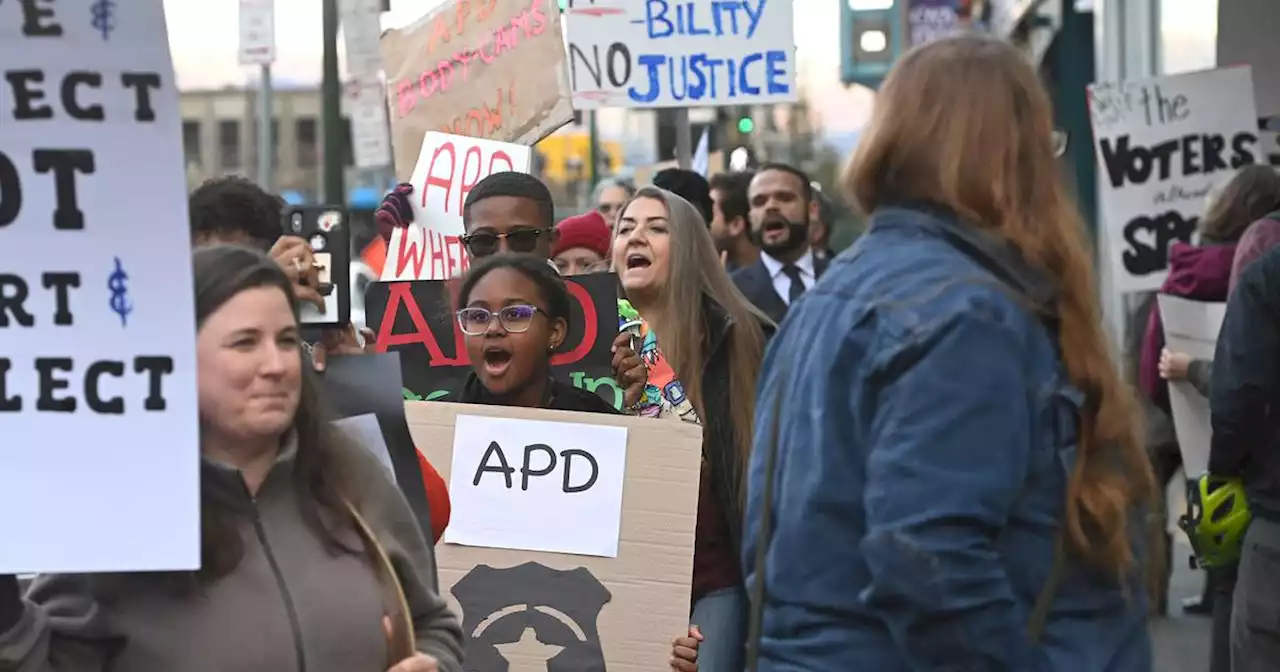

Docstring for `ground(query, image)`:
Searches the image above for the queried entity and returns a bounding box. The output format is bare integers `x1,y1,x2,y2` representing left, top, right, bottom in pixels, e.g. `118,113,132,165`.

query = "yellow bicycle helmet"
1179,473,1251,569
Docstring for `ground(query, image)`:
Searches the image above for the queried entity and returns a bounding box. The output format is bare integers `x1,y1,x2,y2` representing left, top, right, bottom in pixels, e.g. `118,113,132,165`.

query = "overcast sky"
163,0,1219,133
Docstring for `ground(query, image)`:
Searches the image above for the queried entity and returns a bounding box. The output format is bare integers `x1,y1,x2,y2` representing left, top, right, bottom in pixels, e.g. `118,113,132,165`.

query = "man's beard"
754,215,810,258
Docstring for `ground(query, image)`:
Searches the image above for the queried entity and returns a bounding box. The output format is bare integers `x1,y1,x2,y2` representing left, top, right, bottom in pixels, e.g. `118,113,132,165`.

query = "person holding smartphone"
190,176,371,370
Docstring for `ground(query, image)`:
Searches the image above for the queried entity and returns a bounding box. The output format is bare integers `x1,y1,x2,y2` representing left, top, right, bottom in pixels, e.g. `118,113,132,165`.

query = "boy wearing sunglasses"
378,173,560,266
376,174,649,411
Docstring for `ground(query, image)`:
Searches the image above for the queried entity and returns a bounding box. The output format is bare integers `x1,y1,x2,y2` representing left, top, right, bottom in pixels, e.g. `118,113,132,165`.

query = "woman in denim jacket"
741,36,1158,671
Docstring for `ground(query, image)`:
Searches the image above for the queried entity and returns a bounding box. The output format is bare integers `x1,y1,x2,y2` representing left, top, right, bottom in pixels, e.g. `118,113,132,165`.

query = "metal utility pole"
588,111,601,188
674,108,692,169
256,65,274,192
322,0,345,204
238,0,276,189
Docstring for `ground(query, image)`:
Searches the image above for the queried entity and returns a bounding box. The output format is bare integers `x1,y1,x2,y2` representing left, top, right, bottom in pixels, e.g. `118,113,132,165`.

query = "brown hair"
846,36,1156,579
616,187,770,495
1199,164,1280,244
193,245,366,582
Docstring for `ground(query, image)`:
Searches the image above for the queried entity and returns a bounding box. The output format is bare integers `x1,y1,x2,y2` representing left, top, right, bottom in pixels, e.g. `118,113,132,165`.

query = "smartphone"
283,205,351,328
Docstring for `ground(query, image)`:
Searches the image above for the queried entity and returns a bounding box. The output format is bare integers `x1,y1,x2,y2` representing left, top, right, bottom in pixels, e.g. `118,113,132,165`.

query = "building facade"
180,87,332,200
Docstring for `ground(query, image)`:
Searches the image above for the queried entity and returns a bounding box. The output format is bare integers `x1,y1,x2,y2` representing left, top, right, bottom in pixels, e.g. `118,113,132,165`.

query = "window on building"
218,120,241,170
296,117,318,168
182,121,201,166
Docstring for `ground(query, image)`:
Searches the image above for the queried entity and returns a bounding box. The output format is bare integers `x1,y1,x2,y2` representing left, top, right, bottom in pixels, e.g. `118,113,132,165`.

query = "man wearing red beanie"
552,210,613,276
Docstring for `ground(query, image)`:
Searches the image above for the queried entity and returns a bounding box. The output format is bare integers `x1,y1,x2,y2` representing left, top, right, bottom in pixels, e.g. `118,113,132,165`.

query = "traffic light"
558,0,568,9
737,116,755,134
841,1,905,89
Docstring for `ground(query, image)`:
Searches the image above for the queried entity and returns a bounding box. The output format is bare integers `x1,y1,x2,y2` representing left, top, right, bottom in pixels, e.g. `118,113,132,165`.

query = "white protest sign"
0,0,200,573
445,414,628,558
334,413,396,479
564,0,797,109
381,132,532,281
1088,66,1260,293
1158,295,1226,477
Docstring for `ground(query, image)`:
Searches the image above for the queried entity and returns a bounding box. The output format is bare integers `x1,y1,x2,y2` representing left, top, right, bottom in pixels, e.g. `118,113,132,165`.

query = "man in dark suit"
731,163,828,323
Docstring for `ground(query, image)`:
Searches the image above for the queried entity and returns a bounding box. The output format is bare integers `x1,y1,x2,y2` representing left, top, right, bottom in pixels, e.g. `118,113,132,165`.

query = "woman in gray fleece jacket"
0,245,463,672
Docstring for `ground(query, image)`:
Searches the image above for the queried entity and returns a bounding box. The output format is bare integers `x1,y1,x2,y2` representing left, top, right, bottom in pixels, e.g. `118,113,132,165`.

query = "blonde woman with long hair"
741,36,1156,670
610,187,771,672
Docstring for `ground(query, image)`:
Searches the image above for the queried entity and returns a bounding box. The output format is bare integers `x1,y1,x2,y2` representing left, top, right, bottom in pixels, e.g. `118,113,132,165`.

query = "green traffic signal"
737,117,755,134
558,0,568,8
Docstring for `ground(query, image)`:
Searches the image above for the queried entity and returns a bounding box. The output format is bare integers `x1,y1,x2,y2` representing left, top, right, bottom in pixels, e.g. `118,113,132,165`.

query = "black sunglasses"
460,228,551,257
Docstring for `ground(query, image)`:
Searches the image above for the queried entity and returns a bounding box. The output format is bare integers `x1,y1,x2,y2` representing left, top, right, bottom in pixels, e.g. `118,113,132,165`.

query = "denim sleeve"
1210,260,1280,476
859,308,1046,671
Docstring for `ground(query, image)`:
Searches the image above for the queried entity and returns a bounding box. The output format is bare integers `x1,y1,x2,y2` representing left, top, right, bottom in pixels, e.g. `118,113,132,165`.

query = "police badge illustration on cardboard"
452,562,612,671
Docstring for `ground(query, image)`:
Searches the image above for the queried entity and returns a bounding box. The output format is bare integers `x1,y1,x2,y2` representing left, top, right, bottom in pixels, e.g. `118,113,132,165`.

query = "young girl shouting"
454,253,619,415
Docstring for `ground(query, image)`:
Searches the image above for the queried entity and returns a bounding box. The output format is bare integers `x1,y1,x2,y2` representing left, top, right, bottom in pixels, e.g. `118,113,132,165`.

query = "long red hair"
846,36,1157,580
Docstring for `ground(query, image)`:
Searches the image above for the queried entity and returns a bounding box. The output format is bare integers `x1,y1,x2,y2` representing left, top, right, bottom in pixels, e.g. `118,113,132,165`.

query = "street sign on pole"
238,0,276,65
340,0,384,77
345,76,392,170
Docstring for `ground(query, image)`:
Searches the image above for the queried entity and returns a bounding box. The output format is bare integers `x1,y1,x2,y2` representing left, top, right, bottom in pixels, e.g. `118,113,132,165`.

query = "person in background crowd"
460,172,560,261
0,245,463,672
609,187,771,672
195,177,451,544
190,175,368,372
377,179,649,412
454,253,619,414
653,168,715,226
1138,165,1280,625
809,186,837,261
1207,227,1280,671
552,211,612,276
1161,211,1280,672
742,36,1155,670
731,163,827,324
708,171,760,273
1161,214,1280,396
594,177,636,229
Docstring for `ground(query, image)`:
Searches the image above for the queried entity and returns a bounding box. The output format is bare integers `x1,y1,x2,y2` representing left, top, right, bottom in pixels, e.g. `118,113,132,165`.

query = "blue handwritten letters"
566,0,796,109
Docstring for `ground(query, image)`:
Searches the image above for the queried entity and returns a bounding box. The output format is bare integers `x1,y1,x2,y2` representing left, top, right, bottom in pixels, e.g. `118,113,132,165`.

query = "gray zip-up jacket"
0,436,464,672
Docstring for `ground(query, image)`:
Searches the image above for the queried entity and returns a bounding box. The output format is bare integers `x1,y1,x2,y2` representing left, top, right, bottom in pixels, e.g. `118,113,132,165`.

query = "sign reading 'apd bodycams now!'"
0,0,200,573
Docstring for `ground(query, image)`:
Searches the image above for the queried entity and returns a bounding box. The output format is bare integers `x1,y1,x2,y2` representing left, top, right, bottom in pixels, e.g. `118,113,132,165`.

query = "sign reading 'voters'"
0,0,201,573
1088,66,1260,293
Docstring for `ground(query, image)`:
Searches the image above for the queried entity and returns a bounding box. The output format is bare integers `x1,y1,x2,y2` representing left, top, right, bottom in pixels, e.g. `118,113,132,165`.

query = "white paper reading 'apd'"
0,1,200,573
445,414,628,558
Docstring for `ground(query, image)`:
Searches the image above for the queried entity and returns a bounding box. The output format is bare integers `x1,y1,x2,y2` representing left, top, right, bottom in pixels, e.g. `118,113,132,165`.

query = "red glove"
375,183,415,243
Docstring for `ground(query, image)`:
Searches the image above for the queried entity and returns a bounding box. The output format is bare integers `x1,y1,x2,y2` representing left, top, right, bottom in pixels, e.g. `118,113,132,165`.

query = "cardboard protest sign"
564,0,797,109
322,353,435,547
0,0,200,573
1088,66,1260,293
380,0,575,178
366,272,624,408
381,131,532,281
1158,295,1226,476
406,401,702,671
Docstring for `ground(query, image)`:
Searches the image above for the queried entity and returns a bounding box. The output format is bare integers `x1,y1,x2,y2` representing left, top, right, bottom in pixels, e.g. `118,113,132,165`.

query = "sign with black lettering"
407,401,702,670
0,1,198,573
1088,66,1260,293
446,413,628,557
